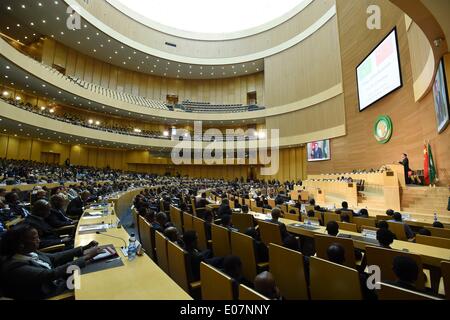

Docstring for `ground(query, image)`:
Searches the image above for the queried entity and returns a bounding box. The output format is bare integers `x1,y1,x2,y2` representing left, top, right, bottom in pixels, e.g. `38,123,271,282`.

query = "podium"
383,170,401,211
386,164,406,187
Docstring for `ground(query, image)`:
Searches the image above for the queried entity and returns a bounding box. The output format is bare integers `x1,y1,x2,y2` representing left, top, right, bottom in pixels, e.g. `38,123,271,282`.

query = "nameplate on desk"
386,172,394,176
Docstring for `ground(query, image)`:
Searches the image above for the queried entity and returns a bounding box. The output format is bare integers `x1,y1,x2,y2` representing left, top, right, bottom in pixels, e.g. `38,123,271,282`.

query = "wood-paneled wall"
264,15,342,107
308,0,450,185
41,39,264,106
0,134,306,181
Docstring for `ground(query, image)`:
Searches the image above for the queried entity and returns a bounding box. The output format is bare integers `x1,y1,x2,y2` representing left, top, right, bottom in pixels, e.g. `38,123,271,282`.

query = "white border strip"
65,0,336,65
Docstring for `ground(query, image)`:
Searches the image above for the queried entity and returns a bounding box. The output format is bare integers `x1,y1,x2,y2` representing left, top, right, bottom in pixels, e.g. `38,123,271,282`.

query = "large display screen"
307,140,330,162
356,28,402,111
433,58,450,133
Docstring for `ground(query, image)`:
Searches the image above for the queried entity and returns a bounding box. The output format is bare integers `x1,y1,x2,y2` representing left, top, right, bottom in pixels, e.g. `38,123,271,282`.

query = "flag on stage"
423,144,430,185
428,143,436,184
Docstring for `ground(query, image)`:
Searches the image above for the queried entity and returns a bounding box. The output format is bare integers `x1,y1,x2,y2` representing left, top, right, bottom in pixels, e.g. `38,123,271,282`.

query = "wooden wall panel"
308,0,450,185
0,134,306,181
264,15,342,107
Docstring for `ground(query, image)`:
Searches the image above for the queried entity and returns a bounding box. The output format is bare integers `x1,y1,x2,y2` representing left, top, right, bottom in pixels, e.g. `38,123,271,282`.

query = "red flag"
423,144,430,185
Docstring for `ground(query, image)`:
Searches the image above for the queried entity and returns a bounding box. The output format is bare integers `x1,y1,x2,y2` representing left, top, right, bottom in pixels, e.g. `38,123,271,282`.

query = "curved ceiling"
108,0,309,40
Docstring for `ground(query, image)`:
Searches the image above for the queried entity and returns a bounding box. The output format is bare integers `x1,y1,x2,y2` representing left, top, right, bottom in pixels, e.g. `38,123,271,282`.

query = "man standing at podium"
399,154,410,184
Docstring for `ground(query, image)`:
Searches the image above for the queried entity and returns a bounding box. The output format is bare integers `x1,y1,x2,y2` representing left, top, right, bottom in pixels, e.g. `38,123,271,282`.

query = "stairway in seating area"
400,186,449,220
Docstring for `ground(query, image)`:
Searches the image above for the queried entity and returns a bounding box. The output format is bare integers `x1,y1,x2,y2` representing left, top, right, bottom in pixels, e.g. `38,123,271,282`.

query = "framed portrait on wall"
307,140,331,162
433,59,450,133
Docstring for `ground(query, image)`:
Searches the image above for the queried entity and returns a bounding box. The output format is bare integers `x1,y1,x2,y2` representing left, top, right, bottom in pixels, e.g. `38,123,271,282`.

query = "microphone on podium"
95,231,127,249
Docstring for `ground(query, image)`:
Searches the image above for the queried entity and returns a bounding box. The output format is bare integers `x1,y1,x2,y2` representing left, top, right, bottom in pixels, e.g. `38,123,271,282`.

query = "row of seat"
134,205,450,300
33,60,264,114
33,60,168,110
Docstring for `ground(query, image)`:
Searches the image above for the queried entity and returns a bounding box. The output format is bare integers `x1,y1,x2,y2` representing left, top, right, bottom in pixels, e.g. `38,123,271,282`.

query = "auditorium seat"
268,243,309,300
257,220,283,246
353,216,377,232
283,212,300,222
169,206,183,233
337,222,358,233
426,227,450,239
230,231,267,283
138,215,156,260
167,241,201,295
377,282,441,300
387,222,408,241
200,262,234,300
183,212,194,232
441,261,450,300
324,212,340,225
189,217,207,249
211,224,231,257
309,257,363,300
131,207,140,239
231,213,254,232
314,234,357,269
365,246,425,291
155,231,170,274
415,234,450,249
238,284,269,300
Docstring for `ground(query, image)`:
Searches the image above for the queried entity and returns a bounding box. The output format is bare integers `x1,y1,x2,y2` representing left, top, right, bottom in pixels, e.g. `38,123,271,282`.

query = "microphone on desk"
95,231,128,249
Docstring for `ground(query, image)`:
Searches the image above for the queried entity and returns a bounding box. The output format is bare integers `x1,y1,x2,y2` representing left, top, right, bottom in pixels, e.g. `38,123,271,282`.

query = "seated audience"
0,224,101,299
377,228,395,249
377,220,389,230
389,212,415,240
23,200,73,249
244,227,268,262
223,255,252,298
204,210,213,241
196,192,208,209
417,228,431,236
183,231,211,282
4,192,29,218
217,199,232,217
47,194,74,228
66,190,91,218
432,221,444,228
164,227,184,247
221,215,238,232
326,221,339,236
253,271,281,300
388,256,420,292
152,212,172,233
386,209,395,217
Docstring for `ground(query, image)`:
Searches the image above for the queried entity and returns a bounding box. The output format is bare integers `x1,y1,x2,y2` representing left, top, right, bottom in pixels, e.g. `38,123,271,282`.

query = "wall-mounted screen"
433,58,450,133
307,140,330,162
356,27,402,111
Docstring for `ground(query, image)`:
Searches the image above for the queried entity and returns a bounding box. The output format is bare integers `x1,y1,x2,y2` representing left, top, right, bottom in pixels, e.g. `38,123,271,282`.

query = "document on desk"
79,223,110,232
81,215,104,220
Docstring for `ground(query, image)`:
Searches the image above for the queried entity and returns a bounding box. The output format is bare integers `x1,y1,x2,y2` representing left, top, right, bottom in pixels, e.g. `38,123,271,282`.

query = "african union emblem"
373,115,393,144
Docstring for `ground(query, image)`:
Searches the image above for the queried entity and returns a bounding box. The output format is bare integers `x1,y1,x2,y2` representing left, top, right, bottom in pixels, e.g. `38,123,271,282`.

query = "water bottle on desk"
128,233,137,261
